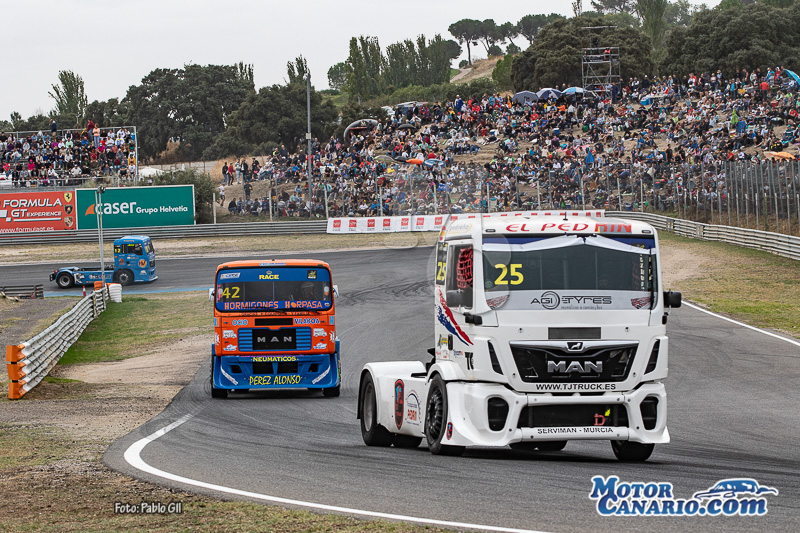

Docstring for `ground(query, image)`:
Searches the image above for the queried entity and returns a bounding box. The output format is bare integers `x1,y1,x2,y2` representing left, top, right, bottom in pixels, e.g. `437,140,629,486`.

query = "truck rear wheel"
611,441,654,462
56,272,74,289
359,373,393,446
424,374,465,456
115,269,134,286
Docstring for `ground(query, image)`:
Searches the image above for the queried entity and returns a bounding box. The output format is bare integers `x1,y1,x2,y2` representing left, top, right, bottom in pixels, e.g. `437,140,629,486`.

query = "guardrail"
613,212,800,261
0,284,44,299
0,220,329,245
5,287,108,399
0,214,797,261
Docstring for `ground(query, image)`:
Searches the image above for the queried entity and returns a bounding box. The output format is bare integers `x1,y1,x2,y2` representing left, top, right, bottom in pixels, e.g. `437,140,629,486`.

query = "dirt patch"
0,296,80,349
451,57,501,84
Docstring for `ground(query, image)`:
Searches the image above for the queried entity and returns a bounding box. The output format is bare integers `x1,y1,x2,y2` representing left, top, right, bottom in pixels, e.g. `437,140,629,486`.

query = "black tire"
115,269,134,286
536,440,567,452
424,374,465,456
359,373,393,446
611,440,654,462
56,272,74,289
210,360,227,399
393,435,422,449
323,385,340,397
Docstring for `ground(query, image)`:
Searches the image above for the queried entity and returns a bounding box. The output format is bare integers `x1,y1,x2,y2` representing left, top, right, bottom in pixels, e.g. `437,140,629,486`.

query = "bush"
459,59,469,68
488,44,503,57
152,168,216,224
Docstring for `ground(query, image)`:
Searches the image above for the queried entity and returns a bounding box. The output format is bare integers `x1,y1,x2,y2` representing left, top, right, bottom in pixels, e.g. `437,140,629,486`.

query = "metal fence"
6,287,108,399
0,284,43,299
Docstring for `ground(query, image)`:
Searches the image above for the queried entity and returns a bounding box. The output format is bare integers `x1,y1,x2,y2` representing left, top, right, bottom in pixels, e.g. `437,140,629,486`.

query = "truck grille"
518,404,629,428
511,344,636,383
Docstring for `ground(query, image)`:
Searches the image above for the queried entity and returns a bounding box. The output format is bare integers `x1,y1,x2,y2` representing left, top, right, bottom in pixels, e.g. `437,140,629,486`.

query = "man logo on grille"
567,342,584,351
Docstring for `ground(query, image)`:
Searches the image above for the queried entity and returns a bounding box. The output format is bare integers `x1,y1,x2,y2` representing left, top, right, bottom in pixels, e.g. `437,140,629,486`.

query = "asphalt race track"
5,247,800,532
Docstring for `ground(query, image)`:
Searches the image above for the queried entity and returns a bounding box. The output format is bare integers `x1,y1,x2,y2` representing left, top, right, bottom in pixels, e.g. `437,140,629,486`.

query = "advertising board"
75,185,195,229
0,191,77,234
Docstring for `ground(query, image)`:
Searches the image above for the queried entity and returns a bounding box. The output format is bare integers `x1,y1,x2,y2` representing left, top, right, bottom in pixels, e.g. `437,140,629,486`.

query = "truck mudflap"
442,381,669,447
212,352,340,390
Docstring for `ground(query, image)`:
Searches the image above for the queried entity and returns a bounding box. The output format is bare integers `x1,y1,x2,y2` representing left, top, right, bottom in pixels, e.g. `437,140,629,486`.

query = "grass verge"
60,293,212,365
659,232,800,336
0,426,452,533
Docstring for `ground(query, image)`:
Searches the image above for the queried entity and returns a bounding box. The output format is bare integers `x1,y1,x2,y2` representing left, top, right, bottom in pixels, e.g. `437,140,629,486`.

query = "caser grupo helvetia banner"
75,185,195,229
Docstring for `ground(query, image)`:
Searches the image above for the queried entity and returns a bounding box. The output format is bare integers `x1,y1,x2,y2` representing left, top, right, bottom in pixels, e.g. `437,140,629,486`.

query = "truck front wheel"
56,273,74,289
611,440,654,462
115,269,134,286
359,373,393,446
424,374,465,456
210,360,228,399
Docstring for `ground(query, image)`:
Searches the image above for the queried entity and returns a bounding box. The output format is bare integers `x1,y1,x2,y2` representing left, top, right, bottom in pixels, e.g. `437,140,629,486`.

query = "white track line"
683,302,800,348
123,414,551,533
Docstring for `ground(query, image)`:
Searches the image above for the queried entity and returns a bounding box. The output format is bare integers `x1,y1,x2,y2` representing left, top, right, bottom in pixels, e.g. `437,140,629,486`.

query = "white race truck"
358,214,681,460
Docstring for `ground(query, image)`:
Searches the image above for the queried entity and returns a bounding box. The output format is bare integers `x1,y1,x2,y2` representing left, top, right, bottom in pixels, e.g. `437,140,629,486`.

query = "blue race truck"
50,235,157,288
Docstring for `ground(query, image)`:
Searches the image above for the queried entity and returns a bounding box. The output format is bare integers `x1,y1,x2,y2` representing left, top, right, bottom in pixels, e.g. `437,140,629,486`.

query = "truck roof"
444,215,656,239
215,259,332,273
114,235,151,244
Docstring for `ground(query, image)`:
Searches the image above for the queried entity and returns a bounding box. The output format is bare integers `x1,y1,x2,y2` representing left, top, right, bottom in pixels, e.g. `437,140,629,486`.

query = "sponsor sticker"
394,379,404,429
219,272,240,280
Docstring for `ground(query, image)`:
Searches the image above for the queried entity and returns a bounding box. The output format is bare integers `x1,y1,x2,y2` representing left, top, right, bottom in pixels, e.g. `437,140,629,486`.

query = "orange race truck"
210,259,340,398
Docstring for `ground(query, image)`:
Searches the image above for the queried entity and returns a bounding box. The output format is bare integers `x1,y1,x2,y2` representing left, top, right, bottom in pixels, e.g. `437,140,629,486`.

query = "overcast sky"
2,0,716,121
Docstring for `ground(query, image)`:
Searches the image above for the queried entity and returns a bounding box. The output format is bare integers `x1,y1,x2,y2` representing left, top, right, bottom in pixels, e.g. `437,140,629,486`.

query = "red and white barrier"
326,211,604,234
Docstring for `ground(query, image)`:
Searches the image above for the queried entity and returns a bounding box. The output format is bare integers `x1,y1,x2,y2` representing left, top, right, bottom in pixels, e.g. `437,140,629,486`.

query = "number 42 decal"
494,264,523,285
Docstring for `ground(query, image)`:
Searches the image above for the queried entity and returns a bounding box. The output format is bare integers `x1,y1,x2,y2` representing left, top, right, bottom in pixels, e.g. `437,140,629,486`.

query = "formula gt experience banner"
75,185,195,229
0,191,77,234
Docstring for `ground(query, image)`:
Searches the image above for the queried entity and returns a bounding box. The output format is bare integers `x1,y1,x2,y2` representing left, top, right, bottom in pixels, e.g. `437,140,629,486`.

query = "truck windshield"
482,235,656,311
215,266,332,312
144,241,154,254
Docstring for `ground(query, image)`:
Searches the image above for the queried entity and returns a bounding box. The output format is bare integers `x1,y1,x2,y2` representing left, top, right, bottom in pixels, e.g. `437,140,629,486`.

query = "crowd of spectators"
0,120,138,188
223,65,800,220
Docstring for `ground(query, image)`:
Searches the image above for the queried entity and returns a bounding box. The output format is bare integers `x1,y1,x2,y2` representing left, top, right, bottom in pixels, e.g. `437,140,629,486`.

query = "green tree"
286,56,310,84
236,62,254,85
492,54,515,90
664,0,696,26
84,98,130,129
511,15,652,90
475,19,500,53
448,19,482,65
517,14,566,45
590,0,637,14
125,64,254,161
48,70,88,127
661,3,800,78
637,0,669,48
203,81,338,159
345,36,385,99
152,168,216,224
327,62,349,91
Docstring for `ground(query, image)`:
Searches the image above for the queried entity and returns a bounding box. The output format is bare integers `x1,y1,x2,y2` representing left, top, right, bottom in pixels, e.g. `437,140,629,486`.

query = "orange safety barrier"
93,281,104,291
6,344,26,399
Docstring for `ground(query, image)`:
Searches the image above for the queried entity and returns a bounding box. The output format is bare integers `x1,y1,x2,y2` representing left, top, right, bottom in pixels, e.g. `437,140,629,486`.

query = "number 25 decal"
436,261,446,282
494,264,523,285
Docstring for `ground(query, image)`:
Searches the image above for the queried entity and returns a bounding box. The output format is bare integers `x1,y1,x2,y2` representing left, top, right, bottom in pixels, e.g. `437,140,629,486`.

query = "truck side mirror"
208,287,214,302
663,290,682,308
446,290,463,307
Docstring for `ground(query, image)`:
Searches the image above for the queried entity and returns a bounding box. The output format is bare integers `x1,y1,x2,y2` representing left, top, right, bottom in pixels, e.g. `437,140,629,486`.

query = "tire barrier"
0,284,44,299
5,287,109,399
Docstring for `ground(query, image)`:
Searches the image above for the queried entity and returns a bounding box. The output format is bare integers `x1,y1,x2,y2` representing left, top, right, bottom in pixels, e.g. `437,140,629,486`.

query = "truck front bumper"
212,352,340,390
444,381,669,447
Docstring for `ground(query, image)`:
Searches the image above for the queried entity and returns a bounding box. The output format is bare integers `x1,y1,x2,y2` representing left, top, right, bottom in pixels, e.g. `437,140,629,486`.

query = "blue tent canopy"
512,90,538,104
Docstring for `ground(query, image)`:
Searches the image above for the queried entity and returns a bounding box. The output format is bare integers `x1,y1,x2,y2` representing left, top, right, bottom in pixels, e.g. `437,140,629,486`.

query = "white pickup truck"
357,213,681,461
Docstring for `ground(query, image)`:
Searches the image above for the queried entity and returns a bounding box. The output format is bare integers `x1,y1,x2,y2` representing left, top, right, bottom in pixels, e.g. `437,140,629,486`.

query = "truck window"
216,267,332,312
446,245,473,308
133,243,143,255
